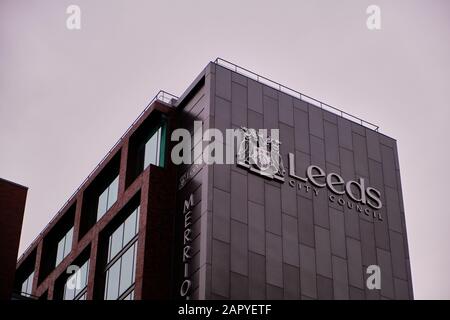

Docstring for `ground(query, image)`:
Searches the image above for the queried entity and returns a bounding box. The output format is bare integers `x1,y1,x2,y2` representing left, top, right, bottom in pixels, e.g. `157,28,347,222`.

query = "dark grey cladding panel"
215,65,232,101
396,170,405,215
359,219,377,267
230,171,247,223
299,244,317,299
293,98,308,113
248,79,263,114
263,85,278,100
264,184,282,235
344,206,360,240
283,264,300,299
294,151,312,199
298,196,315,247
281,176,296,217
308,106,324,139
339,147,355,181
379,134,396,149
248,109,263,129
352,133,369,177
212,239,230,298
280,124,297,217
202,63,411,300
294,108,310,154
406,258,413,299
230,272,249,299
323,110,338,124
394,278,409,300
280,123,295,153
385,186,402,233
351,122,366,136
213,163,230,192
332,256,349,300
263,95,279,130
248,174,264,205
324,121,340,166
214,96,231,135
346,237,364,289
279,92,294,126
337,117,353,150
212,188,230,243
366,129,382,162
248,201,265,255
231,82,248,127
230,220,248,276
232,71,247,87
368,159,385,193
349,286,365,300
310,135,326,168
389,230,407,280
266,284,284,300
249,252,266,299
377,248,395,299
314,226,332,278
381,145,398,189
329,208,346,259
265,232,283,287
317,275,333,300
313,188,329,229
374,215,390,251
282,214,299,267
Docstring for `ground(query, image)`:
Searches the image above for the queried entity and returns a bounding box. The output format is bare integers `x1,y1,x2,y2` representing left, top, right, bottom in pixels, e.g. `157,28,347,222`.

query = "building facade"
0,178,27,300
13,59,413,300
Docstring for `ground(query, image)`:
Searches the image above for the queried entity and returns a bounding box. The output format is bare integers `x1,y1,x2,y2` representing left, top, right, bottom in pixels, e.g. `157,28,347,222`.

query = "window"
97,175,119,221
21,271,34,297
107,207,139,262
55,227,74,266
63,259,89,300
105,243,137,300
126,119,166,188
123,290,134,300
144,126,162,169
104,206,139,300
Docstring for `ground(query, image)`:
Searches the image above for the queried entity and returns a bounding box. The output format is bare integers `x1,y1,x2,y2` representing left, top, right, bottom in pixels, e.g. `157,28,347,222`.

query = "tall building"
0,178,27,300
13,59,413,300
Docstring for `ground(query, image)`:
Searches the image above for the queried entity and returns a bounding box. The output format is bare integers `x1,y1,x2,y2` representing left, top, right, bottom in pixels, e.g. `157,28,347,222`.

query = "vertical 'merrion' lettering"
180,194,194,299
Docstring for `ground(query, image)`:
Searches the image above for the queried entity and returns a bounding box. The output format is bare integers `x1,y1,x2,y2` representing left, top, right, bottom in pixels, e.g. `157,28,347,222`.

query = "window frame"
103,206,140,300
55,227,74,266
96,175,119,221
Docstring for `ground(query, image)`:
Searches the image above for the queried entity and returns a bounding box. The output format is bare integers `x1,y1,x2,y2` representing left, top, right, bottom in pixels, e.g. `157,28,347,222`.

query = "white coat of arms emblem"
237,127,285,182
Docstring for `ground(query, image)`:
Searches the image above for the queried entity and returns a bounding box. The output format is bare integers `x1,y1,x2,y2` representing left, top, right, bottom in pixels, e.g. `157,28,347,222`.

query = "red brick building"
0,178,27,300
13,60,412,300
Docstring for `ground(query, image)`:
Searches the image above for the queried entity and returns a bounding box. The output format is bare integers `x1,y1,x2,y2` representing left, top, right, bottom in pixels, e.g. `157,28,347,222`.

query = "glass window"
108,224,124,263
119,243,136,295
107,176,119,210
56,238,65,266
123,207,138,246
123,290,134,300
97,175,119,221
107,207,139,263
77,293,86,300
21,271,34,297
144,128,159,168
104,242,137,300
105,259,120,300
97,189,108,219
56,227,74,266
63,260,89,300
65,228,73,254
104,207,140,301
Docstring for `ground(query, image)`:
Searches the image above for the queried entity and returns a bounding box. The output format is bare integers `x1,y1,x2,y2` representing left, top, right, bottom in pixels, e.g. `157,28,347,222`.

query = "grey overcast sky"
1,0,449,299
